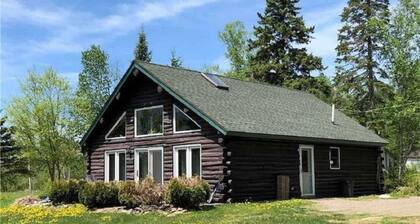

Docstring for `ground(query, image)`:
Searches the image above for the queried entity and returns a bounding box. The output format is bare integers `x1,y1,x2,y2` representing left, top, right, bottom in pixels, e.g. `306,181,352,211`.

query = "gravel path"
312,197,420,217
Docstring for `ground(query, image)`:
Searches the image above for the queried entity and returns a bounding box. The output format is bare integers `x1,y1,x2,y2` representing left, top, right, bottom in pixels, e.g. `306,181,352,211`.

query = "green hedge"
78,182,119,209
165,177,210,209
49,180,86,205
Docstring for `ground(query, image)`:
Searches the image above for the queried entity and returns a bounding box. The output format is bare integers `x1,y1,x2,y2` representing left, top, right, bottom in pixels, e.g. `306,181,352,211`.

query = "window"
329,147,340,169
173,145,201,177
105,150,126,181
173,105,200,133
105,112,126,139
135,106,163,137
134,147,163,183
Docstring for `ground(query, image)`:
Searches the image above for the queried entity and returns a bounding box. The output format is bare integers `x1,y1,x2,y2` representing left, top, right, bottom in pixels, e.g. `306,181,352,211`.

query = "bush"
391,169,420,197
118,177,164,208
165,177,210,209
78,182,119,208
49,179,85,205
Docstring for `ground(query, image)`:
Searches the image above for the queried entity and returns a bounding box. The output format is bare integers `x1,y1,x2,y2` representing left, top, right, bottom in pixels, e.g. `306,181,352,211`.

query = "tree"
248,0,324,85
0,115,30,191
381,0,420,182
72,45,112,137
134,27,152,62
219,21,251,80
7,69,83,182
170,49,183,68
334,0,391,129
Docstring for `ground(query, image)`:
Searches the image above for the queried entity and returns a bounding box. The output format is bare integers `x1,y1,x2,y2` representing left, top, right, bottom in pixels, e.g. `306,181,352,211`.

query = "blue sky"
1,0,349,107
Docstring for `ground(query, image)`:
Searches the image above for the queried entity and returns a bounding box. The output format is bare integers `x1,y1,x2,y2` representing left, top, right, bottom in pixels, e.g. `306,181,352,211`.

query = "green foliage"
334,0,391,130
49,180,86,205
170,49,183,68
118,178,164,208
381,0,420,182
165,177,210,209
78,182,119,209
72,45,113,138
390,168,420,196
284,75,332,103
134,27,152,62
219,20,251,79
0,115,30,191
248,0,324,85
6,69,82,183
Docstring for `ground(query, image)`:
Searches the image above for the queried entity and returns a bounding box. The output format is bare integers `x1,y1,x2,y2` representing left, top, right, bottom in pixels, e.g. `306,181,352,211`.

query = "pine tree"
72,45,112,137
134,27,152,62
334,0,391,128
0,115,29,191
248,0,324,85
170,49,182,68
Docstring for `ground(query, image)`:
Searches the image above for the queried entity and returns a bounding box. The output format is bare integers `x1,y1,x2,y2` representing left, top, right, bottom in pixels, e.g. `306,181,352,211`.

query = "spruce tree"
334,0,391,128
0,115,29,191
134,27,152,62
248,0,324,85
170,49,182,68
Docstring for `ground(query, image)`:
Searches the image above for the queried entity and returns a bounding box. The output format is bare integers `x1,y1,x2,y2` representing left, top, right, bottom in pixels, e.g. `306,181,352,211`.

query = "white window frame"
104,149,126,182
173,144,202,178
298,144,315,197
105,112,126,140
329,147,341,170
134,147,164,184
173,104,201,134
134,105,164,137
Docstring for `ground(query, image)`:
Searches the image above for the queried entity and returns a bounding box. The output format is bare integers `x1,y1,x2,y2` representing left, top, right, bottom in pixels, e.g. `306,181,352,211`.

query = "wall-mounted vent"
201,72,229,90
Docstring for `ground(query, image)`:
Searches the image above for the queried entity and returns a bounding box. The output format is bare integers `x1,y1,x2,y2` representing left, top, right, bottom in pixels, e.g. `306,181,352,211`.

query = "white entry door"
299,145,315,196
134,147,163,183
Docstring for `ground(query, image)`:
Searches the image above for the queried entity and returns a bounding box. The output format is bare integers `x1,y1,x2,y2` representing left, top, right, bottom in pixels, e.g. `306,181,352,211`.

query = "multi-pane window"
135,148,163,183
105,112,126,139
105,150,126,181
173,145,201,177
135,106,163,137
329,147,340,169
173,105,200,133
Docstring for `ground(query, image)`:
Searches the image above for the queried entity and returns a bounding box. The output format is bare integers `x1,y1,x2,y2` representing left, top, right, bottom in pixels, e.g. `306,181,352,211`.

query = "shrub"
49,179,86,205
78,182,119,208
391,169,420,197
118,177,164,208
165,177,210,209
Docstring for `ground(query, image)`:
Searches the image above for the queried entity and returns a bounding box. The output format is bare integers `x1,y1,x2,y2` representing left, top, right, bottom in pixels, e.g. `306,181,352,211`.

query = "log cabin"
81,61,386,202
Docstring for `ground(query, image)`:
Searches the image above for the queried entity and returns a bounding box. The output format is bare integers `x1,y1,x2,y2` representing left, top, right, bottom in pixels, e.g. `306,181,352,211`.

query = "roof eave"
226,131,387,147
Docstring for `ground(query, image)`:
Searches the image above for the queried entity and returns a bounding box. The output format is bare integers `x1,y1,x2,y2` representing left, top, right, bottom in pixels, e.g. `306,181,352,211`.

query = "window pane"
178,150,187,177
302,150,309,172
152,150,162,183
137,107,163,135
119,153,126,180
106,114,126,138
139,152,148,179
108,154,115,181
191,148,201,176
330,148,339,168
175,106,200,132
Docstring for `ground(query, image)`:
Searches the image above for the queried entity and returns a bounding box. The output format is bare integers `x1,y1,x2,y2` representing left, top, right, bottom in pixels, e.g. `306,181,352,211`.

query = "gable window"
105,112,126,139
173,105,200,133
135,105,163,137
134,147,163,184
329,147,340,170
105,150,126,181
173,145,201,177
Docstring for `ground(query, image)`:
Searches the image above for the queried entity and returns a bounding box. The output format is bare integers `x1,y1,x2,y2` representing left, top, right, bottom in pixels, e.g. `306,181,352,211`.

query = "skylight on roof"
201,72,229,90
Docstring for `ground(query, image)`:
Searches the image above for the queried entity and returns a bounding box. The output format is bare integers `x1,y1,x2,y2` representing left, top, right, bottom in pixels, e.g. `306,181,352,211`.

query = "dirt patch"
312,197,420,217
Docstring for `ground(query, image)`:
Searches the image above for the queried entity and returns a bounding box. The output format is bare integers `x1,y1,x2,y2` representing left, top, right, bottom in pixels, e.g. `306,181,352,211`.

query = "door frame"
134,147,164,183
299,144,315,197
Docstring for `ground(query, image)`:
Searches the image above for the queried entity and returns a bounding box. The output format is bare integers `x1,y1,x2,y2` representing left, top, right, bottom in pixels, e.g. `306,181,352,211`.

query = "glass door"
299,145,315,196
134,147,163,183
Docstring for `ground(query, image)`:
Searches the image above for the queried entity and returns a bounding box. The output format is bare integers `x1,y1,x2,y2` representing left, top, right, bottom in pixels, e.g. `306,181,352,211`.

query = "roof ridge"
135,60,316,96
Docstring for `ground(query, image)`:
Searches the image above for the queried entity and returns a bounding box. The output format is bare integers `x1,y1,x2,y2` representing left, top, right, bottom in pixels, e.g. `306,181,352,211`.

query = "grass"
0,191,418,224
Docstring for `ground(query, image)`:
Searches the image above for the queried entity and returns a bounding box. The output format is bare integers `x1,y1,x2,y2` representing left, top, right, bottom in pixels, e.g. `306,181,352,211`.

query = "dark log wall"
86,73,226,202
225,137,381,202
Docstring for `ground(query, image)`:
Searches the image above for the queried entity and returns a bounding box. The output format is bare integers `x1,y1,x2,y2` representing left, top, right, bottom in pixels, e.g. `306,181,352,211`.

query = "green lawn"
0,191,31,208
0,191,417,224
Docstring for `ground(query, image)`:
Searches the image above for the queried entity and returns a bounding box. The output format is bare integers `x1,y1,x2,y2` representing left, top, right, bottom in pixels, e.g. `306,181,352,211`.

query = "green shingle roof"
81,61,386,147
